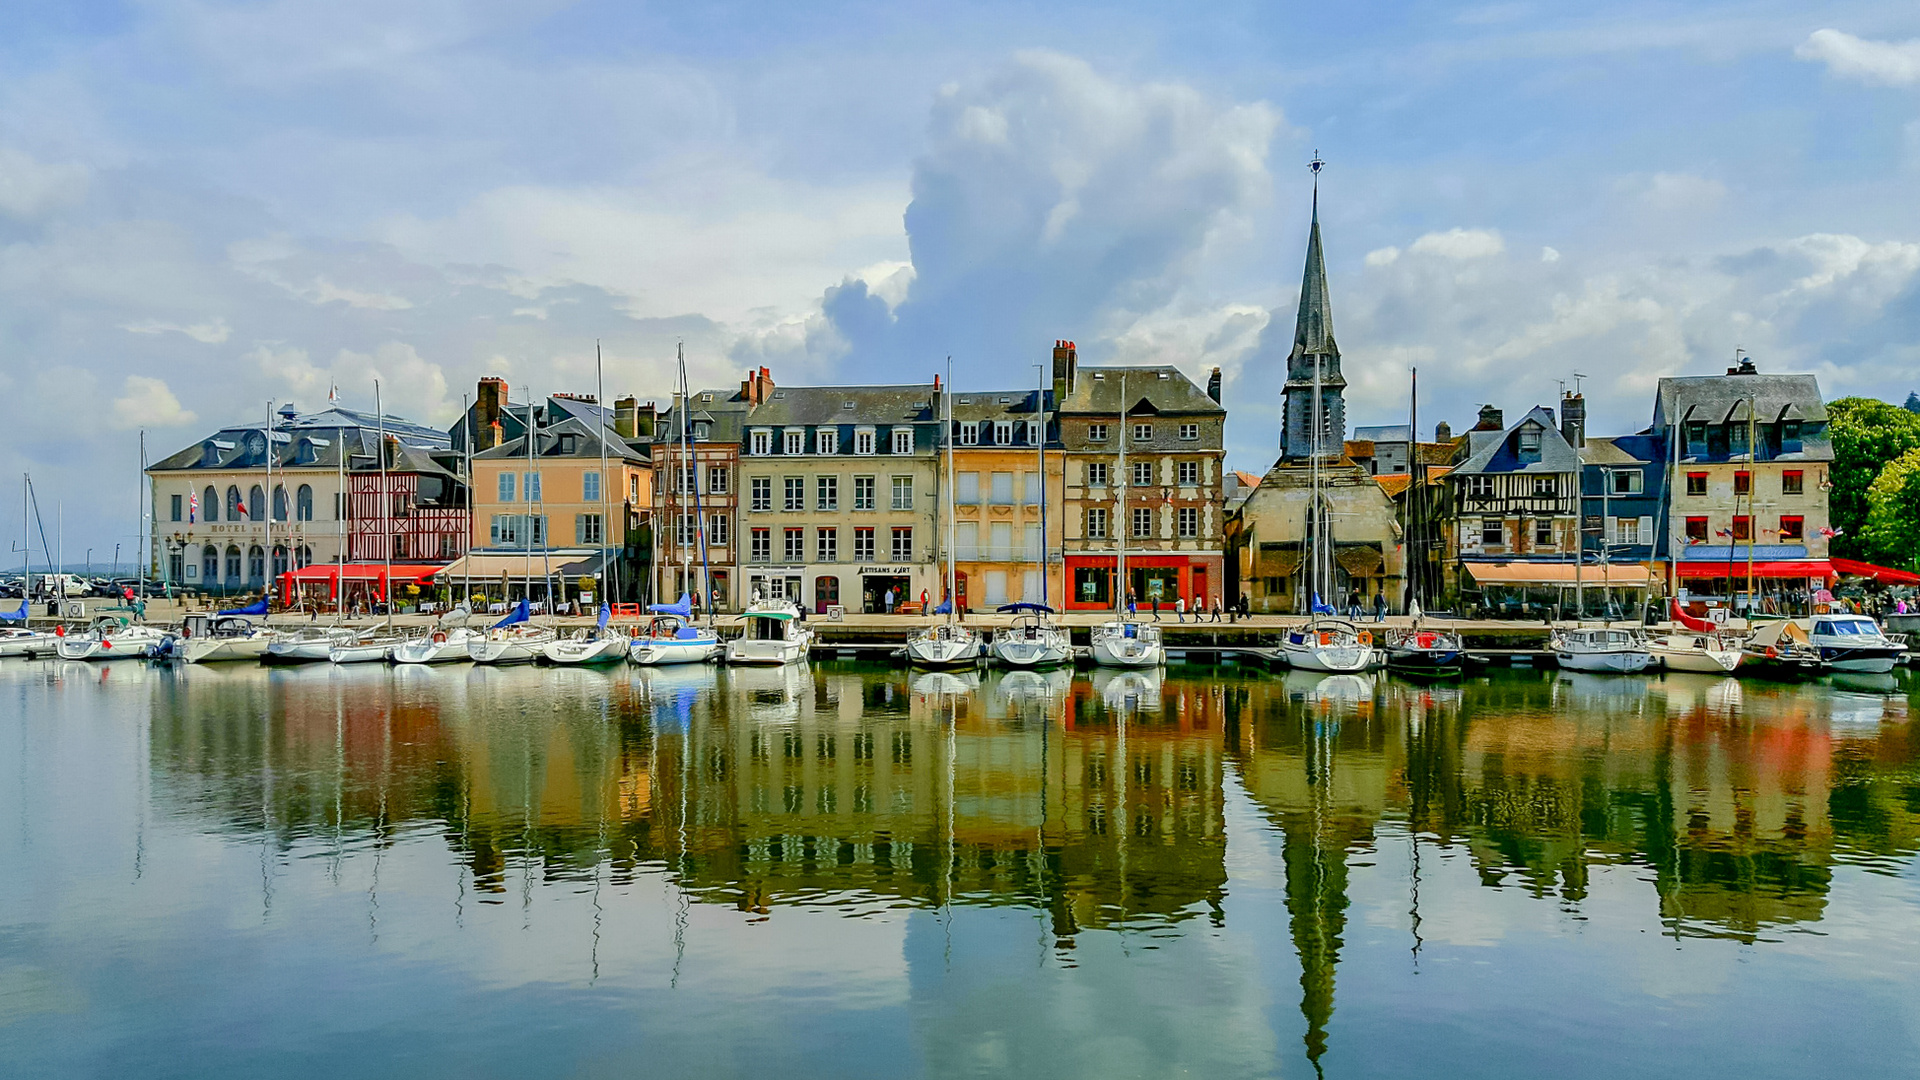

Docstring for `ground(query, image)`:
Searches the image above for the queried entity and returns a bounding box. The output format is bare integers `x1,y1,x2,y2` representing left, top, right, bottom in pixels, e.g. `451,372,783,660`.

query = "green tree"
1824,397,1920,559
1862,448,1920,571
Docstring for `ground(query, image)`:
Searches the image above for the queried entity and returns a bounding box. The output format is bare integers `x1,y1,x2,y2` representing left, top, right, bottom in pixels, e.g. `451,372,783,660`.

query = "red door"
1193,565,1209,608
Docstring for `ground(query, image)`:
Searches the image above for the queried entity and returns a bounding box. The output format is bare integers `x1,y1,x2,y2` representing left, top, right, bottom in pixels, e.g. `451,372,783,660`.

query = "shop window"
1074,566,1112,605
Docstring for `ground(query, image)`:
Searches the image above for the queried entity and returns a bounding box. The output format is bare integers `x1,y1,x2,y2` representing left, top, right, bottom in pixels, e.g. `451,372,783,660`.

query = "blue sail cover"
597,602,611,630
493,598,530,629
0,598,26,622
218,596,270,617
1312,592,1336,616
648,592,693,617
996,602,1055,614
932,598,953,615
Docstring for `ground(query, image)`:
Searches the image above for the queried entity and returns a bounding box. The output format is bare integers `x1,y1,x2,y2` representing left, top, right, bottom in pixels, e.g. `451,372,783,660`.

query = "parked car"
35,573,91,598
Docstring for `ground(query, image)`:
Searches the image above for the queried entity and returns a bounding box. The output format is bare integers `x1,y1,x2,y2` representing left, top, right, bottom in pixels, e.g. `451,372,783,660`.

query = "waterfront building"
1652,357,1832,600
651,369,760,612
1052,342,1227,612
146,401,462,599
948,385,1061,610
1444,403,1588,611
1567,388,1670,579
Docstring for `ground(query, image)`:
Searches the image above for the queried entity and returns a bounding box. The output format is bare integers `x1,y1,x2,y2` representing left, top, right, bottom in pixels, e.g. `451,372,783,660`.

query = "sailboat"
542,603,629,665
1089,371,1164,668
990,602,1072,668
628,592,720,665
469,598,555,664
1384,369,1462,675
390,607,483,664
2,477,55,658
906,362,985,668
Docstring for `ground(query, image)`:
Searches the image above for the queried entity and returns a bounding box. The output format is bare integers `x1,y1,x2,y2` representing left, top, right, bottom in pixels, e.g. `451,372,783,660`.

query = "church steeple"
1281,155,1347,462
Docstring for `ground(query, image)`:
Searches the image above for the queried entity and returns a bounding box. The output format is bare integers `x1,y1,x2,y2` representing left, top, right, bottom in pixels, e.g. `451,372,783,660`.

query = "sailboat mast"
1117,371,1127,614
686,346,712,620
524,389,536,611
139,430,148,604
678,342,692,607
945,358,956,622
462,393,473,610
376,379,391,631
1407,368,1417,614
596,341,612,609
1035,363,1048,608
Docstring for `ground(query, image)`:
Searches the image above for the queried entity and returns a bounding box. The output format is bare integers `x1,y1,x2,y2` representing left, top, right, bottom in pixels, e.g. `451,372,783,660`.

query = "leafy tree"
1824,397,1920,559
1862,448,1920,570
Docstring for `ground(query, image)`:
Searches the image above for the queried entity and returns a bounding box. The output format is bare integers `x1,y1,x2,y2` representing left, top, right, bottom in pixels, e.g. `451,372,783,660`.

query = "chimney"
1435,420,1452,442
1560,391,1586,448
739,366,776,406
1051,340,1078,402
385,434,400,469
476,377,508,450
635,401,657,439
1727,356,1758,376
1474,404,1504,432
1206,366,1222,403
614,396,638,439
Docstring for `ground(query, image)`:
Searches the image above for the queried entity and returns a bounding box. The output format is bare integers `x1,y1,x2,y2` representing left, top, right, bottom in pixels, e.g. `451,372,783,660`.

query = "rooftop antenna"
1308,150,1325,210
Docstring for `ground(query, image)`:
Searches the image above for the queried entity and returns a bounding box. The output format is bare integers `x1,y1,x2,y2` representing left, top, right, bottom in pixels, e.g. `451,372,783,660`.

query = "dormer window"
1027,420,1042,445
750,429,772,456
959,422,978,446
559,434,577,454
784,430,803,455
694,421,710,440
816,428,839,455
891,428,913,455
854,427,876,455
1517,427,1541,462
994,421,1013,445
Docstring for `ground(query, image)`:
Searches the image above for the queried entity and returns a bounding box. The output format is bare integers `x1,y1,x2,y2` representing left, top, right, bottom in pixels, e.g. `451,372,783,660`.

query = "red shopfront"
1065,554,1223,612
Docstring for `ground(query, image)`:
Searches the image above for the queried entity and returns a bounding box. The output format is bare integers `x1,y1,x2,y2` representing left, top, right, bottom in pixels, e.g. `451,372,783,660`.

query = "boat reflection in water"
90,661,1920,1077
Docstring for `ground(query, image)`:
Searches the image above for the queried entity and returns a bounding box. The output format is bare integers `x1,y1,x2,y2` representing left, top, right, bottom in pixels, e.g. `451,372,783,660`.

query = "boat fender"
1357,631,1372,646
54,625,65,637
1765,646,1777,658
1319,631,1333,646
432,632,447,644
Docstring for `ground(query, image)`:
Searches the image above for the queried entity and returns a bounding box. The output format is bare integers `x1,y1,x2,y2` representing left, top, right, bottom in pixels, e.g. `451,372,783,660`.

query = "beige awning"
1465,561,1655,586
435,551,603,580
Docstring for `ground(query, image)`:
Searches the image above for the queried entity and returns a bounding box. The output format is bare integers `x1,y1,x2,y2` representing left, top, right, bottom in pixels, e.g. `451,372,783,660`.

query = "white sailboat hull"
628,636,720,665
906,629,984,668
1281,642,1372,673
1651,641,1742,674
330,640,400,664
541,637,629,665
991,629,1072,668
724,636,811,665
390,630,479,665
468,633,552,665
1554,650,1651,673
180,634,272,664
1090,637,1163,667
56,627,166,661
0,633,56,659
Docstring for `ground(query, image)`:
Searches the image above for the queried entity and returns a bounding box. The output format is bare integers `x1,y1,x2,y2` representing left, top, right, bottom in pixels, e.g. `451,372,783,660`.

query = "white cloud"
1541,246,1561,262
1364,246,1402,267
1632,171,1727,212
1797,29,1920,87
122,317,231,344
0,147,89,220
1407,228,1506,259
110,375,197,430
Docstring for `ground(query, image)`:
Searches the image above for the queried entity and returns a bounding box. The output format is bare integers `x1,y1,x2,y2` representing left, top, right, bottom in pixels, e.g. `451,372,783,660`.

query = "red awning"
277,563,445,599
1828,557,1920,585
1675,560,1834,580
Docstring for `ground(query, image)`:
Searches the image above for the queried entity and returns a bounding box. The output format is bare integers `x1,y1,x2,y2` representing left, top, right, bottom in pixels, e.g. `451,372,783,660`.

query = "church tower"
1280,159,1346,461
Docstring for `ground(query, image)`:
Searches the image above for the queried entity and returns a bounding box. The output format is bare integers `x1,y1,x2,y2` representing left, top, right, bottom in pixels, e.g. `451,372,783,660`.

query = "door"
1192,565,1208,608
814,575,840,614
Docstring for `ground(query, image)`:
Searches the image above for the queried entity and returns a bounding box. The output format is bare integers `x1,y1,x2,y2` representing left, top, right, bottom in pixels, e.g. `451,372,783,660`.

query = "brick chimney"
614,396,638,439
1206,366,1222,403
1473,404,1504,432
476,377,508,450
635,401,656,439
739,366,775,406
1435,420,1452,442
1051,340,1078,401
1559,391,1586,448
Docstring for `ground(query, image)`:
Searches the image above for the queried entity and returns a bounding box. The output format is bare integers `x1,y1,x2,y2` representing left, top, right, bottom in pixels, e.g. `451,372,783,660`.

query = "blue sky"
4,1,1920,551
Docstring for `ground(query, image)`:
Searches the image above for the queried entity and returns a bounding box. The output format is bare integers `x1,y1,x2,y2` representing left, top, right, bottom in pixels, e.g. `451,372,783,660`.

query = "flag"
1819,525,1844,538
1716,528,1732,538
188,492,198,524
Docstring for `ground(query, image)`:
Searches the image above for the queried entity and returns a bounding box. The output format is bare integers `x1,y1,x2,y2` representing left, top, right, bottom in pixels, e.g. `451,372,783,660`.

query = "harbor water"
3,660,1918,1078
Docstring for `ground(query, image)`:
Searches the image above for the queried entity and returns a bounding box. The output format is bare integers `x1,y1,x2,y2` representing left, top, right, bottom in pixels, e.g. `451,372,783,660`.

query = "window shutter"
1638,516,1653,543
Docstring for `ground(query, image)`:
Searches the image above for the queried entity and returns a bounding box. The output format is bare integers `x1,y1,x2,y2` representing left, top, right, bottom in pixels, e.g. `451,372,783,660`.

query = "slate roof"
1353,424,1411,443
1578,436,1649,467
656,388,752,444
948,388,1046,423
1653,372,1828,428
149,407,449,472
1451,406,1583,475
474,414,649,463
1292,195,1336,359
741,384,939,427
1058,366,1223,417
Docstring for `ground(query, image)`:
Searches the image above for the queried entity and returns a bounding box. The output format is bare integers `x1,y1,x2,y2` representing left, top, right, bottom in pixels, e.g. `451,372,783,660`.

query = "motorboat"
989,603,1072,668
330,632,405,664
905,621,985,669
1550,626,1652,673
1279,618,1372,673
1384,624,1463,676
723,600,813,665
1804,614,1905,673
265,625,360,664
390,626,483,664
1089,619,1164,667
53,616,168,661
627,614,721,666
170,614,272,663
0,626,57,659
1741,620,1828,679
541,627,629,666
468,625,556,665
1649,629,1745,674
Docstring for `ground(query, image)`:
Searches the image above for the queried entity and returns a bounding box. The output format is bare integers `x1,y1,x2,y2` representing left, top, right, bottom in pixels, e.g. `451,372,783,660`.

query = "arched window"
203,486,220,523
225,545,242,583
271,545,289,578
296,545,313,569
247,545,265,584
226,486,243,520
296,484,314,521
248,485,265,522
273,485,289,522
202,544,219,583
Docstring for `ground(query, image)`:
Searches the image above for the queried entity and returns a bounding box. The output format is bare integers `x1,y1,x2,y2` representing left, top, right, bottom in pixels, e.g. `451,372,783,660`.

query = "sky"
4,1,1920,555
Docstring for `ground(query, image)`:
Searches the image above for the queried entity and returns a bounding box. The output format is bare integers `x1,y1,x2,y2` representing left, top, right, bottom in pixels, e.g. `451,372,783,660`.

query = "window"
817,475,838,511
526,472,542,502
1685,516,1708,542
1780,515,1804,541
750,528,771,562
1180,423,1199,441
1531,476,1556,497
706,465,728,494
855,428,876,455
1481,519,1503,546
272,486,289,522
750,430,772,456
1087,507,1109,539
1610,471,1643,495
854,527,875,561
1466,476,1494,498
1687,472,1707,496
817,528,838,561
1133,461,1154,488
750,477,772,512
489,514,546,546
1132,507,1153,539
994,420,1013,445
576,514,603,544
226,486,242,520
959,422,979,446
1023,472,1040,505
784,477,804,512
247,545,264,582
296,485,313,521
1732,515,1751,541
1177,506,1198,538
170,494,182,522
891,428,913,455
709,513,730,548
817,428,838,455
1535,520,1553,545
583,471,601,502
202,545,218,582
990,472,1014,504
1088,423,1109,442
854,476,876,510
1517,429,1541,460
1027,420,1042,445
1734,471,1751,495
785,430,804,455
956,472,980,504
675,513,699,547
1178,461,1199,485
246,485,264,521
671,464,696,493
1133,423,1152,443
204,486,219,522
891,476,913,511
1614,517,1639,545
1086,462,1108,487
955,522,978,559
890,527,912,561
1782,470,1804,495
784,528,804,562
631,474,639,503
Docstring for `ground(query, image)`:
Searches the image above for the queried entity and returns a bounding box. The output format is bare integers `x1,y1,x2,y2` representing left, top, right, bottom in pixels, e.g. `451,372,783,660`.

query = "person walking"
1239,592,1251,621
1175,595,1186,623
1210,596,1222,623
1150,593,1160,621
1374,591,1387,623
1126,590,1137,618
884,586,896,614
